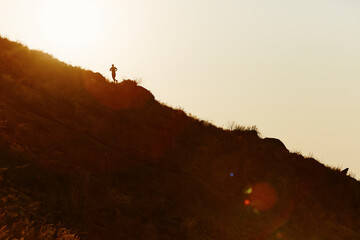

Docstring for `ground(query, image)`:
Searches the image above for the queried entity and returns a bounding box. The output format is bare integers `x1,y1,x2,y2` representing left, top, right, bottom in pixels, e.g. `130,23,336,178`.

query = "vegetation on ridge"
0,36,360,239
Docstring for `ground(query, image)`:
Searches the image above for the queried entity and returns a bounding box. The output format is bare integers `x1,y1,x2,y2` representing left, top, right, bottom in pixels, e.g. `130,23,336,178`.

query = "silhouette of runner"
110,64,118,83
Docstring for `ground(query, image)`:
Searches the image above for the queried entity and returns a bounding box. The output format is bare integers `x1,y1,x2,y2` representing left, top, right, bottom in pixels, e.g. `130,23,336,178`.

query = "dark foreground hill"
0,36,360,240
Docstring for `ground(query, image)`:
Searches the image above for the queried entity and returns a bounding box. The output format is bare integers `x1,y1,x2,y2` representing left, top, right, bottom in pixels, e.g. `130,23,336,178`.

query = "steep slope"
0,36,360,240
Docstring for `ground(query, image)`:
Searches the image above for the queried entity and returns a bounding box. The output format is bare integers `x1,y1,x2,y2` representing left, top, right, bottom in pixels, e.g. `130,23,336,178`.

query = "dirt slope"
1,36,360,240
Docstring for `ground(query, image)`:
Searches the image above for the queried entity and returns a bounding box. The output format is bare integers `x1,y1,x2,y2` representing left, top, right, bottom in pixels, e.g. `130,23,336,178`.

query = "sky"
1,0,359,178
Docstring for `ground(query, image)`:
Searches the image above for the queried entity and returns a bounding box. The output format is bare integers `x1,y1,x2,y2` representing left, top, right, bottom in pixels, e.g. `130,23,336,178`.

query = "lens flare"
244,186,253,194
246,182,278,211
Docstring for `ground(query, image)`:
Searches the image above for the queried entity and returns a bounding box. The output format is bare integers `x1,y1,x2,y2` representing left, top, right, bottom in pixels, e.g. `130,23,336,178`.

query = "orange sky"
1,0,359,178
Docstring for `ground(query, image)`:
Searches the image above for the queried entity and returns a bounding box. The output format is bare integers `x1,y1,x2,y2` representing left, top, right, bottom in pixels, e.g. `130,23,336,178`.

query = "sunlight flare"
37,0,102,53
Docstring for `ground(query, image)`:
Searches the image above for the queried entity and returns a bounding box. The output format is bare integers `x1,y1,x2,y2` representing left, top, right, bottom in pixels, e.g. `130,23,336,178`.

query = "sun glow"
36,0,102,57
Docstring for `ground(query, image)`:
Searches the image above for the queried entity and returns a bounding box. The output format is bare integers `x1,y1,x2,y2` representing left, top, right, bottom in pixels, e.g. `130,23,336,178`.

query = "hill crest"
0,36,360,240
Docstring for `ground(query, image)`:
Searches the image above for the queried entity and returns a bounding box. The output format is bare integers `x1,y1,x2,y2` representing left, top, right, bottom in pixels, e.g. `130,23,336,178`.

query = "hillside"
0,36,360,240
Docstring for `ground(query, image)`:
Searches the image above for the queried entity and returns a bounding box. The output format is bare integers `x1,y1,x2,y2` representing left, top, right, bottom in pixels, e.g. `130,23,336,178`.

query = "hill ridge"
1,36,360,240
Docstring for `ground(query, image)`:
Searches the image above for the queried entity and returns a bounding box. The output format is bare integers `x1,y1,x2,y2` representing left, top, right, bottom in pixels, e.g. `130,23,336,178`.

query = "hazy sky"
1,0,359,178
